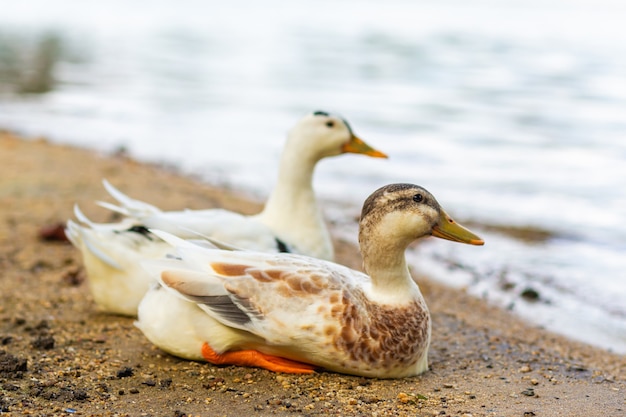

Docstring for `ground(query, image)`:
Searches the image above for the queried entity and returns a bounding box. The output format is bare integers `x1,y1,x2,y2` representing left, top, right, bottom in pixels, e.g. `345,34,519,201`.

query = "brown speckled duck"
136,183,484,378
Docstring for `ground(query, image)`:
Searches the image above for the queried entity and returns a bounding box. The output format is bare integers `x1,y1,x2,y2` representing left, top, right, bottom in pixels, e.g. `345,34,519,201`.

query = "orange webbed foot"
201,342,317,374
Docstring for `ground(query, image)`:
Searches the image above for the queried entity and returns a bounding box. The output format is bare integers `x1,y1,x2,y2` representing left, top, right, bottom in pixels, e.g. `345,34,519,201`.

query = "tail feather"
95,200,132,217
149,229,202,251
70,205,143,270
65,220,81,248
81,231,124,270
73,204,96,227
74,204,135,231
102,179,162,218
174,226,245,252
66,217,124,270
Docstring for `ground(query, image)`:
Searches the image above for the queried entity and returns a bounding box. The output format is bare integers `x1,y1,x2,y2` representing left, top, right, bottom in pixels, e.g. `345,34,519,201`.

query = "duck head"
286,111,387,161
359,183,484,256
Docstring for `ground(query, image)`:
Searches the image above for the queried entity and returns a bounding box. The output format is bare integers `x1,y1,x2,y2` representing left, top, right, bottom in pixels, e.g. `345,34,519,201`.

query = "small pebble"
31,335,55,350
61,268,84,286
117,367,134,378
38,223,70,242
397,392,410,404
521,287,540,301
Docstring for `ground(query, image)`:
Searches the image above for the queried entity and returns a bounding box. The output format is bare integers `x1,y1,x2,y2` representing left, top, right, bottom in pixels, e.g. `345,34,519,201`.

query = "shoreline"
1,131,624,416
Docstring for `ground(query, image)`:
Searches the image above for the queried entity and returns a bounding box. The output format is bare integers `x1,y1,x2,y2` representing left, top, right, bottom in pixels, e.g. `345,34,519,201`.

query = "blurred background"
1,0,625,352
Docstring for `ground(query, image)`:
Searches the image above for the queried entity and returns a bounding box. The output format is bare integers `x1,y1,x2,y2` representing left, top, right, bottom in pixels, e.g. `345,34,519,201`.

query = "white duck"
136,183,484,378
66,111,386,316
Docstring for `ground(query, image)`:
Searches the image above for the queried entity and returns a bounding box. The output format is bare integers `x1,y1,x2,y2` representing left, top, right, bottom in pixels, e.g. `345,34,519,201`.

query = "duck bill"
342,135,388,158
431,210,484,245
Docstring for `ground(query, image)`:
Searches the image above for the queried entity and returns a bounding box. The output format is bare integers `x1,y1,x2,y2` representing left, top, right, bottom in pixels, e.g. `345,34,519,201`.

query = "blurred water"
1,0,625,353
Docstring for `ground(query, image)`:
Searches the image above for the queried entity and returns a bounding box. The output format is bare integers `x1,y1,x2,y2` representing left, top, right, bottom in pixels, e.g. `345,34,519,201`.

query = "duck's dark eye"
326,121,334,128
413,194,423,203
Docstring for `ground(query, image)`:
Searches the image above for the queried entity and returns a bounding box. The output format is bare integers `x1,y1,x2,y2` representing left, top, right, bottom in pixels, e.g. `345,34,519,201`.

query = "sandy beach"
0,131,624,416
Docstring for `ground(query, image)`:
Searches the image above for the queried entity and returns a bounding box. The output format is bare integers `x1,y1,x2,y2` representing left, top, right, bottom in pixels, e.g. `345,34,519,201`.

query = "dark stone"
142,379,156,386
520,288,540,302
0,350,28,378
116,366,134,378
31,335,55,350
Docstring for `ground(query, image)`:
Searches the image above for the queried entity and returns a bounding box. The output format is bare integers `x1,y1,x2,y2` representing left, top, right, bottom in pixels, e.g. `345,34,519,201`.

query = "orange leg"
201,342,318,374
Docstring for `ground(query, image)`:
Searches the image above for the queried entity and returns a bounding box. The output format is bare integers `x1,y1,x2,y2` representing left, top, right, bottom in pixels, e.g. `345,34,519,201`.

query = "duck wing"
144,231,368,344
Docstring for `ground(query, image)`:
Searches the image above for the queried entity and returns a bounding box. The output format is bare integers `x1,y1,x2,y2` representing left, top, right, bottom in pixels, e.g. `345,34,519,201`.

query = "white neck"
256,151,333,261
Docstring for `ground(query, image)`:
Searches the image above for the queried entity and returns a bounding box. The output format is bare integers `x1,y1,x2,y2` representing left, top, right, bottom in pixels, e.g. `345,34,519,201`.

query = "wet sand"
0,131,624,416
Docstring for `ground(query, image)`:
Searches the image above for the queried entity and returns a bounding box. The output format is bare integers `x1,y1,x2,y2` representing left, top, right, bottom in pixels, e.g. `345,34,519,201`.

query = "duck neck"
359,233,420,303
257,152,333,260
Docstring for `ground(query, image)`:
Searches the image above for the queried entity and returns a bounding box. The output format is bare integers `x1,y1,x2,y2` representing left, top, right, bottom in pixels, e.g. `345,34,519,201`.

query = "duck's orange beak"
341,135,388,158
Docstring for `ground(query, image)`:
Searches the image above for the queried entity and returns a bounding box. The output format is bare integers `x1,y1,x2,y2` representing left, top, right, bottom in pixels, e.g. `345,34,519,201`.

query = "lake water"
1,0,625,353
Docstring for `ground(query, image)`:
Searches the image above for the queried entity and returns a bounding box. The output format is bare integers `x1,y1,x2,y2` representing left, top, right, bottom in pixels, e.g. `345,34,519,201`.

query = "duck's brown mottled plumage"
333,291,430,372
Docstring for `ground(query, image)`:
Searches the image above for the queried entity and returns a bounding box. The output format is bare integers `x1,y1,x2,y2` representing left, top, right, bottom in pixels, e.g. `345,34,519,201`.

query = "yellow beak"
431,210,484,245
341,135,388,158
